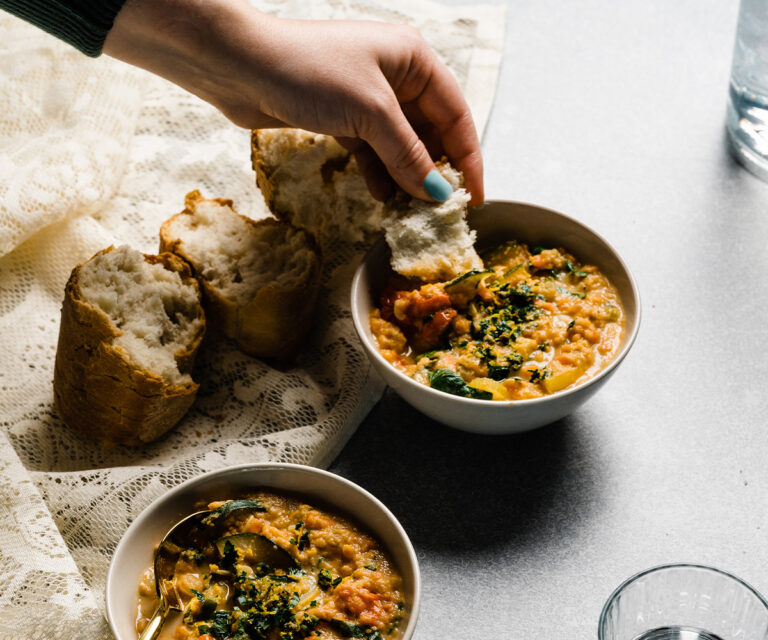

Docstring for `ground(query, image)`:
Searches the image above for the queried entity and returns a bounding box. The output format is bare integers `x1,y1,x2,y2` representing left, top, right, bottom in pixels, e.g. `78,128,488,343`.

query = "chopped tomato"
391,285,451,325
379,287,399,321
419,308,457,346
535,299,556,313
336,582,385,623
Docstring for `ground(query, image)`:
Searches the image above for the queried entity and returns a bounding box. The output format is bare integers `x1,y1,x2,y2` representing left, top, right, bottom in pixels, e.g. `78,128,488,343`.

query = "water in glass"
632,627,725,640
727,0,768,179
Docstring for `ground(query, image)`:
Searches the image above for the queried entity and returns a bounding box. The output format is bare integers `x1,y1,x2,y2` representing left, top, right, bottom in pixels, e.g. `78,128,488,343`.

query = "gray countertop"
329,1,768,638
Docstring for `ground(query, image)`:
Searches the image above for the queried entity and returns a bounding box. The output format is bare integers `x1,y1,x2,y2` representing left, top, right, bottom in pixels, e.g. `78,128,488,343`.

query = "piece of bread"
159,190,322,360
53,245,205,445
382,162,482,282
251,128,480,281
251,128,386,244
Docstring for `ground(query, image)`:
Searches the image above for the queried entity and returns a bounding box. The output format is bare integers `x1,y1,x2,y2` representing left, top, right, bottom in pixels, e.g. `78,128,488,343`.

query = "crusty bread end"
53,246,205,445
251,128,386,244
251,128,480,282
160,190,322,360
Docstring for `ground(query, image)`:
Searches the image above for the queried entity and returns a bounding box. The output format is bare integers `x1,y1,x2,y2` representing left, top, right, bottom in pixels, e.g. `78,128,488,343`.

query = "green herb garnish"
297,531,310,551
201,610,233,640
528,368,551,383
329,619,383,640
318,569,340,590
556,286,586,299
565,259,588,278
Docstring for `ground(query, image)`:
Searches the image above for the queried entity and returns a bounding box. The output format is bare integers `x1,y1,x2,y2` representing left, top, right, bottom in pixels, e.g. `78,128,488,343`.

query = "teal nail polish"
423,170,453,202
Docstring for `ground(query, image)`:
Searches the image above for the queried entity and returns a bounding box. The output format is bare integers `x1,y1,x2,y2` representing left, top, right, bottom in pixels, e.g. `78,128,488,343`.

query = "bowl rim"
351,198,642,408
597,562,768,638
105,462,421,640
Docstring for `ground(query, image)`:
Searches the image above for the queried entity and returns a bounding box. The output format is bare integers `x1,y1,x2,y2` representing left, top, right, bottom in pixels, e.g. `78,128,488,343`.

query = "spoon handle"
139,601,168,640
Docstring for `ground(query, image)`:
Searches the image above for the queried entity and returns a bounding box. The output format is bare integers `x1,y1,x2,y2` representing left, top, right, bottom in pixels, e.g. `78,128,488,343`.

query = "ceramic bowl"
105,463,421,640
350,200,641,435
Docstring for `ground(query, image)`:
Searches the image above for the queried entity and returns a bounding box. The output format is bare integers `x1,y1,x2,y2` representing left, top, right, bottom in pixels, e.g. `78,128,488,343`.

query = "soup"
136,492,404,640
370,241,624,401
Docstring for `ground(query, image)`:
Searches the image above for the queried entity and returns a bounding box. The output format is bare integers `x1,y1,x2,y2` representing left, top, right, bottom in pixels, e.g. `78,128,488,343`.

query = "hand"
103,0,484,204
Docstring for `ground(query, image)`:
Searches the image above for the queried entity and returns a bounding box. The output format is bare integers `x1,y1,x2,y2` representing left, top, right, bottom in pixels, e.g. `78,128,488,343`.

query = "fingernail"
423,170,453,202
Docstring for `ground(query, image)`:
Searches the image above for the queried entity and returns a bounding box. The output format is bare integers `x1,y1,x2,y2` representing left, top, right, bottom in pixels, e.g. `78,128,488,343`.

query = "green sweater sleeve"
0,0,129,57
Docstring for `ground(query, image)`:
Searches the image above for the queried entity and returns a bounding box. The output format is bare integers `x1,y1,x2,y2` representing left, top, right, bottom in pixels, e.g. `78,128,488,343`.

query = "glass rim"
597,563,768,639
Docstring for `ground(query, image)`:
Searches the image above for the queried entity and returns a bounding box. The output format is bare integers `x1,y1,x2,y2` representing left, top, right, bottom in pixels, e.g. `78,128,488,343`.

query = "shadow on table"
329,389,605,553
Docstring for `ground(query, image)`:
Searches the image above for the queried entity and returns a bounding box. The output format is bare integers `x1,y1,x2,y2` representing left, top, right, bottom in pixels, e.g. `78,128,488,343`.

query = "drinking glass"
726,0,768,180
598,564,768,640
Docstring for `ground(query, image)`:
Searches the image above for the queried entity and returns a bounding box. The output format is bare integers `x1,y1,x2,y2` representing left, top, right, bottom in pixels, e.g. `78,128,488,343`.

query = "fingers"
414,62,484,205
392,43,484,205
359,97,453,202
336,137,394,202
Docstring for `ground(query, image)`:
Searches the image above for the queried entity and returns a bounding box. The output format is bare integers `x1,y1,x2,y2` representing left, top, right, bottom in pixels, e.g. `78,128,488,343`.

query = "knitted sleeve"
0,0,129,57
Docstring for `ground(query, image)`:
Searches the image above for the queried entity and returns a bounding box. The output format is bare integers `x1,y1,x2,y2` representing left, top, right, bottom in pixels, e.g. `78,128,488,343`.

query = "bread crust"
53,248,205,446
160,191,322,360
252,129,479,282
250,129,280,220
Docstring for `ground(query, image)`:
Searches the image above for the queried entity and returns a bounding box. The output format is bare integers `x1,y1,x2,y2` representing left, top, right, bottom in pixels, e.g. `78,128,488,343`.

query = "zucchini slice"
444,269,493,298
215,532,296,570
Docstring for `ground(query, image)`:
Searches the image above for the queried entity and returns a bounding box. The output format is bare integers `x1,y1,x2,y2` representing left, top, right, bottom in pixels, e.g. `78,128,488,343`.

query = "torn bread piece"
160,190,322,360
251,128,480,281
53,246,205,445
382,162,482,282
251,128,386,244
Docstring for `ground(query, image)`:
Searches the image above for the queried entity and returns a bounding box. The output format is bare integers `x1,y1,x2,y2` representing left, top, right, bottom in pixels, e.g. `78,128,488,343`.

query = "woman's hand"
103,0,483,204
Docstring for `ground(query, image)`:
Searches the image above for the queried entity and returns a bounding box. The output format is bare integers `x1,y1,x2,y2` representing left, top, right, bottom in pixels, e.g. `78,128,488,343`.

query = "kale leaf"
428,369,492,400
219,540,237,569
565,259,588,278
329,619,384,640
318,569,341,591
201,499,266,526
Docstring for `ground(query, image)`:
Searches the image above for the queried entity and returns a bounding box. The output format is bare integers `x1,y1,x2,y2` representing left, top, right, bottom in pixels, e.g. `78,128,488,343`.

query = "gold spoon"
138,509,210,640
139,500,295,640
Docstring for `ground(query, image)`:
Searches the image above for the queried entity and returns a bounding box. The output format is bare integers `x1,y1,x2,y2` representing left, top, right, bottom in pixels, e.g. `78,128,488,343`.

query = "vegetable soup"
137,492,404,640
370,241,624,401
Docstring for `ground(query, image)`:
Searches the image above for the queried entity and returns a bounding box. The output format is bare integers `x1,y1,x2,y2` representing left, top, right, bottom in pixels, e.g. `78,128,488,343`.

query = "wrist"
103,0,271,106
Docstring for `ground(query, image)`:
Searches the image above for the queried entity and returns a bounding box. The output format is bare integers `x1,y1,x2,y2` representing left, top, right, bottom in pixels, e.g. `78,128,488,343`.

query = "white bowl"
351,200,641,435
106,463,421,640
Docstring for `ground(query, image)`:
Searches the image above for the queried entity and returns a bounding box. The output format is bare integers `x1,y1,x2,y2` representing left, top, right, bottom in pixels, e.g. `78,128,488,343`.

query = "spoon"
138,509,209,640
138,500,295,640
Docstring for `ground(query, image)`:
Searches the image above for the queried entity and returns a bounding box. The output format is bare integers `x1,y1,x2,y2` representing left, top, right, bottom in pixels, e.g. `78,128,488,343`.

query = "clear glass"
726,0,768,180
598,564,768,640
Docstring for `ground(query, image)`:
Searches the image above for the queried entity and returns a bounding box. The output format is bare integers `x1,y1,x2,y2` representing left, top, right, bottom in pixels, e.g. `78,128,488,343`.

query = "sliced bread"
159,190,322,360
53,245,205,445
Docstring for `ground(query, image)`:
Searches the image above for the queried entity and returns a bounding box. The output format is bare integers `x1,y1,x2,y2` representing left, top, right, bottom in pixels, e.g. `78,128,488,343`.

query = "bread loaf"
53,246,205,445
251,128,386,244
160,190,322,360
251,128,480,281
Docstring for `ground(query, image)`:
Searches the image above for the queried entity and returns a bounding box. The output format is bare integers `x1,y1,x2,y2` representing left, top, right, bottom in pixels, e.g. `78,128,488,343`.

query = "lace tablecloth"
0,1,505,637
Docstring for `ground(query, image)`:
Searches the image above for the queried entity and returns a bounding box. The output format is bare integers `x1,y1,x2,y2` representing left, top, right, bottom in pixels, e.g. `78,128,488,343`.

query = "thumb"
362,103,454,203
